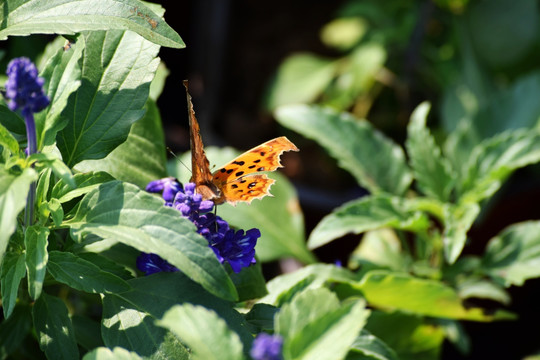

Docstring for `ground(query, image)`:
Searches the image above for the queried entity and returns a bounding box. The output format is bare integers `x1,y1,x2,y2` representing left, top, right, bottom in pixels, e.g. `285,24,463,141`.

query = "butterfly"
184,80,299,205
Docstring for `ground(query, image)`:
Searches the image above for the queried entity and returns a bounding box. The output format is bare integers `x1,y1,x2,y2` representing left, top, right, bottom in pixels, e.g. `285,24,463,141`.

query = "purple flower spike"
5,57,49,118
250,333,284,360
213,228,260,273
136,253,178,275
141,181,260,275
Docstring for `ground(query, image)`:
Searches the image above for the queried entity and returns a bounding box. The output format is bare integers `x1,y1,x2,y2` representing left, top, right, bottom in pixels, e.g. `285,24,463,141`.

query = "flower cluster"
5,57,49,118
137,178,260,274
250,333,284,360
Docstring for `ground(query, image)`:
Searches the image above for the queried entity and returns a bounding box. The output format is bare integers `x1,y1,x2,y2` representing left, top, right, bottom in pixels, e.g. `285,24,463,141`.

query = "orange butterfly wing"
211,137,299,204
184,81,221,202
184,81,299,205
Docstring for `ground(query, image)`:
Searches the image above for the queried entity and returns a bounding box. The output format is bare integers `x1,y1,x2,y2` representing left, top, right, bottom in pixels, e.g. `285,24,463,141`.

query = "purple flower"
5,57,49,118
173,182,214,220
211,228,260,273
139,180,260,274
146,177,183,205
250,333,283,360
136,253,179,275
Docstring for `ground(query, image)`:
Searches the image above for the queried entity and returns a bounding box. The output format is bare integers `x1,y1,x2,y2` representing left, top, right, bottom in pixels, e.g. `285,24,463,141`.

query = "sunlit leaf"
406,102,454,201
157,304,244,360
0,167,38,262
75,100,167,188
309,195,429,249
275,105,412,195
24,225,49,300
356,270,515,321
0,0,184,48
482,221,540,287
57,30,160,166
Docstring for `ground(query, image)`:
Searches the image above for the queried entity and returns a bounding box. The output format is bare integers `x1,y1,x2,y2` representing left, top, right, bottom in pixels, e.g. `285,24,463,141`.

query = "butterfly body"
185,81,298,205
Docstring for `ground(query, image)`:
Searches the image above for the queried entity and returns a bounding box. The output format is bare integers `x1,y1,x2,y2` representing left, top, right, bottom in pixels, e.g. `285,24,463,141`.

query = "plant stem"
24,112,37,227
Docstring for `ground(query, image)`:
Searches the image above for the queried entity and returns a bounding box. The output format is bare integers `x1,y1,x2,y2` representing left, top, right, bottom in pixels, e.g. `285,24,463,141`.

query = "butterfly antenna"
167,147,192,174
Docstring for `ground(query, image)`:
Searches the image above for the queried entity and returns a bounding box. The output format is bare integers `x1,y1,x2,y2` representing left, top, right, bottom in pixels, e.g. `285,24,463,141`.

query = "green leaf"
309,195,429,249
57,30,160,167
65,181,237,301
35,35,83,149
170,147,314,264
77,252,133,280
0,304,32,358
36,167,53,205
229,260,268,302
44,198,64,227
102,298,189,360
349,228,409,272
265,53,337,110
0,253,26,318
276,287,340,336
157,304,245,360
456,278,510,305
83,347,144,360
345,329,399,360
260,264,357,306
0,167,38,262
102,272,252,359
405,102,454,201
320,17,367,51
276,288,369,360
443,202,480,264
244,303,278,332
324,43,386,110
356,270,515,321
149,62,170,101
275,105,412,195
51,171,115,203
24,225,49,300
72,315,105,351
365,311,445,360
75,99,167,188
0,122,19,154
0,105,25,135
47,251,131,293
32,293,79,360
30,152,76,189
482,221,540,286
0,0,184,48
83,347,142,360
459,129,540,203
470,72,540,139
